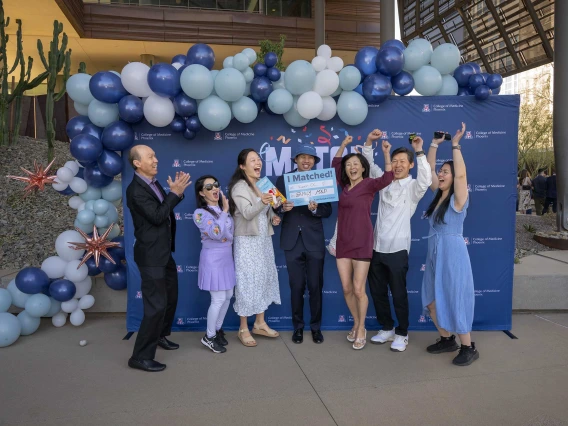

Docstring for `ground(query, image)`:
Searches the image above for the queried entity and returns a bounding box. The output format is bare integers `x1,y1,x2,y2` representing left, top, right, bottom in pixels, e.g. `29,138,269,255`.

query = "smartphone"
434,131,452,140
408,133,417,144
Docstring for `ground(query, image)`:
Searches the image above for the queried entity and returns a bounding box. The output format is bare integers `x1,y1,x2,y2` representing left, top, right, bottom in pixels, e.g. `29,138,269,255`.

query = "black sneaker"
201,335,227,353
216,329,228,346
427,335,460,354
452,343,479,366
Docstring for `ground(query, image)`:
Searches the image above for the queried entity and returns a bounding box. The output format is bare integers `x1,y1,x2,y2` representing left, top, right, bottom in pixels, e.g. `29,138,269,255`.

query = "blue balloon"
250,76,273,103
104,264,127,290
266,67,281,82
354,83,363,95
376,46,404,77
186,44,215,70
170,116,186,133
57,186,76,196
89,71,128,104
469,74,486,90
185,115,201,132
173,93,197,118
492,86,501,95
49,279,76,302
97,150,123,177
109,236,125,261
354,46,379,76
362,73,392,104
101,120,134,151
147,63,181,98
381,39,406,52
481,72,490,81
457,86,472,96
453,64,476,87
467,62,482,74
486,74,503,90
98,255,120,273
66,115,91,140
118,95,144,124
474,85,491,100
0,312,21,347
85,257,101,276
172,54,187,64
183,129,196,140
253,63,267,77
15,267,50,295
84,164,114,188
263,101,277,115
248,96,263,113
80,123,104,140
264,52,278,68
391,71,414,96
76,167,84,179
70,133,103,163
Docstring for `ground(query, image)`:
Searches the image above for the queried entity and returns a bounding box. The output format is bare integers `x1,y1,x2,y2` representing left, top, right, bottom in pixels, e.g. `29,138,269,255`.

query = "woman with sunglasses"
422,122,479,366
193,175,235,354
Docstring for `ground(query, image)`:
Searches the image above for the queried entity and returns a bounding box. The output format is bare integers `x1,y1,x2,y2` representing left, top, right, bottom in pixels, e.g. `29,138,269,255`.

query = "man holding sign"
276,145,332,344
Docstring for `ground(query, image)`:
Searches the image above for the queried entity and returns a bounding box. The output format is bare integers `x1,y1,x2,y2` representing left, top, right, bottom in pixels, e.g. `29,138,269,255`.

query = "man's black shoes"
312,330,324,344
158,337,179,350
292,329,304,343
128,358,166,372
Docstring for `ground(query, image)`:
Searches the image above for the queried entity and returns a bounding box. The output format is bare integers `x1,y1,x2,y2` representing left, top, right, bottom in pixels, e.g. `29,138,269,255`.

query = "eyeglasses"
437,170,452,176
204,182,220,191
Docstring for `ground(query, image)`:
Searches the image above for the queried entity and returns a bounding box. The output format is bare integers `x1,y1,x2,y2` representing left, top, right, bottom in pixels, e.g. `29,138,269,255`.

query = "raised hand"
365,129,382,146
382,140,392,154
221,191,229,213
433,130,446,145
342,135,353,146
168,172,191,196
261,193,274,205
411,136,424,152
452,122,466,145
308,200,318,212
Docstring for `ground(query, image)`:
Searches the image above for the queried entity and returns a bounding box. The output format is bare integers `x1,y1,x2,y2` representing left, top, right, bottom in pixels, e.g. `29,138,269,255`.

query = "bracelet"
452,145,461,150
430,143,438,148
415,150,425,156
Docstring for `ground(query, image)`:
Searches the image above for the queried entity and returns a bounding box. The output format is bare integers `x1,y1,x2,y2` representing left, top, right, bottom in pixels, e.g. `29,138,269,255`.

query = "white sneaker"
370,329,395,344
390,334,409,352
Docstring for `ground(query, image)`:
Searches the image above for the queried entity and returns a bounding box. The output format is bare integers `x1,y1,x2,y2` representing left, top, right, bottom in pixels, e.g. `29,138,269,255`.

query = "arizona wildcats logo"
214,132,222,140
177,265,183,273
177,318,185,325
422,104,430,112
134,133,139,141
172,159,181,167
381,131,388,139
467,184,472,192
464,237,470,245
465,131,473,139
418,315,427,323
135,291,142,299
338,315,346,323
175,212,182,220
420,264,426,271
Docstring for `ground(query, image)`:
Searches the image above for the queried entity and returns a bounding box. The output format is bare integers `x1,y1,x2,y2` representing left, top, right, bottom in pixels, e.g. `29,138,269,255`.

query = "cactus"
78,62,87,74
37,20,72,161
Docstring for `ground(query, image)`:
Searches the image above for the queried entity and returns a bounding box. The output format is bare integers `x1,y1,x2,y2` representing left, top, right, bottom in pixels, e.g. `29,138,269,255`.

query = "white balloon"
297,91,324,119
52,179,68,192
121,62,153,97
56,167,74,183
242,48,258,64
70,308,85,326
74,102,89,116
69,177,88,194
41,256,68,279
317,44,332,59
311,56,327,72
78,295,95,310
74,276,92,299
52,311,67,327
436,74,459,95
68,196,83,210
327,57,344,73
61,298,79,314
313,69,340,97
317,96,337,121
55,230,85,262
144,94,175,127
64,260,89,284
64,161,80,175
172,62,182,70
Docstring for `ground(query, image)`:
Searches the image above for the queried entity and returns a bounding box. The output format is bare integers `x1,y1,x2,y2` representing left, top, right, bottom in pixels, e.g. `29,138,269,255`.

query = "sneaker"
452,343,479,366
427,335,459,354
370,329,395,345
390,334,409,352
201,335,227,353
216,328,228,346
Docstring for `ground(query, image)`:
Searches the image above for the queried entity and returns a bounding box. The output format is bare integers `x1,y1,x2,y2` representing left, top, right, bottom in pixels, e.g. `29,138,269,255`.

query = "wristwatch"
452,145,461,150
415,150,425,156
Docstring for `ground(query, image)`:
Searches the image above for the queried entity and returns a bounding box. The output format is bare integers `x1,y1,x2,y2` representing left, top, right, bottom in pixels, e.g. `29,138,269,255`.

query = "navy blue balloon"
264,52,278,68
391,71,414,96
492,86,501,95
186,43,215,70
110,236,125,260
147,63,181,98
486,74,503,90
170,116,186,133
57,186,76,196
354,46,379,76
66,115,91,140
362,73,392,104
354,83,363,95
266,67,281,82
381,39,406,52
104,264,127,290
183,129,196,140
185,115,201,132
457,87,472,96
80,123,104,140
85,257,101,276
177,64,188,79
172,54,187,64
70,133,103,163
15,267,50,295
262,101,277,115
481,72,490,81
474,85,491,100
49,279,76,302
453,64,476,87
118,95,144,124
97,150,123,177
75,167,85,179
173,93,197,118
84,164,114,188
43,280,53,296
469,74,486,90
467,62,482,74
78,161,95,168
101,120,134,151
98,255,120,273
253,63,267,77
250,76,273,103
89,71,128,104
376,46,404,77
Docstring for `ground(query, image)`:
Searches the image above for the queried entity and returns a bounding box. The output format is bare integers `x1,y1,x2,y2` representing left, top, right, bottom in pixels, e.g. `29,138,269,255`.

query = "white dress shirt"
362,146,432,254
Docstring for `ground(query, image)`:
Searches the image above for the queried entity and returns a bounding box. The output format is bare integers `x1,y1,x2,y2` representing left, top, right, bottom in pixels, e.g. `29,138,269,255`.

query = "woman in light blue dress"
422,122,479,366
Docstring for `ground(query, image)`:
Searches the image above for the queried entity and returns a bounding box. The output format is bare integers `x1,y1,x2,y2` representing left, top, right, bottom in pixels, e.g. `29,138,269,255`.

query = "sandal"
347,328,357,343
353,329,367,350
238,329,257,347
252,322,280,338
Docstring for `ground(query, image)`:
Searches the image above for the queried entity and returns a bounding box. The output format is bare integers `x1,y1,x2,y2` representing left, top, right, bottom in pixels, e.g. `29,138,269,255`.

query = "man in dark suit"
276,145,332,344
543,170,557,214
126,144,191,372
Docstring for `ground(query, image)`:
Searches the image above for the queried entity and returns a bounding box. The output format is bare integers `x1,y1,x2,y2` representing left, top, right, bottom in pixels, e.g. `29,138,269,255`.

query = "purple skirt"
198,245,236,291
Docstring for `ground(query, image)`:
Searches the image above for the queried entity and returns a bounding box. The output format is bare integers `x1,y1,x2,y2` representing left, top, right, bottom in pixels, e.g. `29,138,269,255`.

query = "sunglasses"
204,182,220,191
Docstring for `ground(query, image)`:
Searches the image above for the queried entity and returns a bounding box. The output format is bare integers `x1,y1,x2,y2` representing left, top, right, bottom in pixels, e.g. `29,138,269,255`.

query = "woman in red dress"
332,135,394,349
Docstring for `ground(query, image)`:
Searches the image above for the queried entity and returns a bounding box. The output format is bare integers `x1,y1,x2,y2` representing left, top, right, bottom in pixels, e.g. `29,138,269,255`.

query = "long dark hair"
425,161,455,224
228,148,259,216
195,174,222,218
340,153,370,187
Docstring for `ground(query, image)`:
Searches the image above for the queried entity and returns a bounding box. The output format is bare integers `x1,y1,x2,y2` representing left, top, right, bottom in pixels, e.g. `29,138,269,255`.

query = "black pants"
132,256,178,360
542,197,557,214
368,250,409,336
284,234,325,331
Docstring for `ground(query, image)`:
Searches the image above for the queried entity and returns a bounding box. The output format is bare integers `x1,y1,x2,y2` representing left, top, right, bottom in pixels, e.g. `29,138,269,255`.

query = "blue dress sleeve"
450,193,469,213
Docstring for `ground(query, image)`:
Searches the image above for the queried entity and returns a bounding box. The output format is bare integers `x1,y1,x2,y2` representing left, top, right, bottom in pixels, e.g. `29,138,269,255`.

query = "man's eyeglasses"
204,182,220,191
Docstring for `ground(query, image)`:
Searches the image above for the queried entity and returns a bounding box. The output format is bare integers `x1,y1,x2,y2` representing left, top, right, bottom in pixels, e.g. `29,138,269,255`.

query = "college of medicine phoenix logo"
464,237,470,245
135,291,142,299
465,131,473,139
172,159,181,167
214,132,223,141
177,318,185,325
422,104,431,112
338,315,346,323
420,264,426,272
381,131,389,139
134,133,139,141
467,184,472,192
418,315,427,323
176,265,183,273
174,212,182,221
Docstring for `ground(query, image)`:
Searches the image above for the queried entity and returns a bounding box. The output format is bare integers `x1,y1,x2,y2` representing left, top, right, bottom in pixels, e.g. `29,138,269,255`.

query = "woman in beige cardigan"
228,148,282,347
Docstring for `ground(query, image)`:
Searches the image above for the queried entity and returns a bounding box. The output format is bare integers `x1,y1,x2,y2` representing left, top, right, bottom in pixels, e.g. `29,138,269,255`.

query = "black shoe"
128,357,166,372
292,329,304,344
312,330,324,344
158,337,179,350
215,328,228,346
201,335,227,353
427,335,459,354
452,343,480,366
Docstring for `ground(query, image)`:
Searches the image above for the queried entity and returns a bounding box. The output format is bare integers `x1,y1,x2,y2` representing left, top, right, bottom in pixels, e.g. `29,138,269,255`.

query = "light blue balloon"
85,200,96,211
74,218,94,234
403,46,430,72
267,89,294,114
233,53,250,72
0,288,12,312
285,61,316,95
74,102,90,116
17,310,41,336
283,96,310,128
214,68,246,102
79,186,102,202
272,71,285,90
339,66,362,91
94,214,110,228
25,294,51,317
337,91,368,126
436,75,459,95
210,70,219,96
0,312,21,347
331,86,343,97
223,56,234,69
242,67,254,83
101,180,122,202
99,224,120,240
180,64,214,100
93,199,110,215
77,209,96,225
413,65,443,96
231,96,258,123
242,48,257,64
88,100,119,128
7,279,29,309
105,204,119,223
43,298,61,317
112,199,122,207
66,73,94,105
197,95,232,131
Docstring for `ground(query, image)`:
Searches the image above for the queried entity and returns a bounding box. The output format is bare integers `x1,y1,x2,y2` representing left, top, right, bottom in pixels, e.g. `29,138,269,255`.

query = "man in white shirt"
362,130,432,352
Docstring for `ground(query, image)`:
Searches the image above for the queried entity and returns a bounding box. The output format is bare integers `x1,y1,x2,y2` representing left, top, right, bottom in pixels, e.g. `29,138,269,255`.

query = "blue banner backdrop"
123,95,520,332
